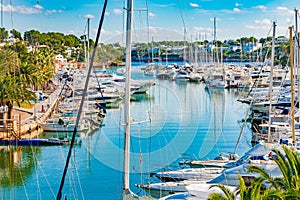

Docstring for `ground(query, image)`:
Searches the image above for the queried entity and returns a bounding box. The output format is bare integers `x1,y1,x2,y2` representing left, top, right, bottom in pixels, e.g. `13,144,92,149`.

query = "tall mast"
151,36,154,63
195,34,198,67
183,28,186,63
123,0,133,194
267,22,276,142
213,17,216,64
87,17,90,67
289,26,295,143
295,8,300,118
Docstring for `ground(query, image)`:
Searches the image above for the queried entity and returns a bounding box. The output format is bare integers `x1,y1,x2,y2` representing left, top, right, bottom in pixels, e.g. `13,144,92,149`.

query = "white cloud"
190,3,199,8
193,27,213,34
100,29,111,35
233,8,241,13
153,4,176,8
45,9,62,15
245,24,270,31
1,4,40,14
274,6,293,15
276,6,288,11
235,3,242,7
149,12,156,17
246,18,272,32
255,5,267,11
105,12,110,16
113,9,122,15
255,19,271,25
85,14,95,19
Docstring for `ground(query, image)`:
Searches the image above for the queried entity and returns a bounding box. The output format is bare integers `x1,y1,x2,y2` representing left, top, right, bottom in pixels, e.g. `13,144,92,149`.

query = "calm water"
0,63,253,200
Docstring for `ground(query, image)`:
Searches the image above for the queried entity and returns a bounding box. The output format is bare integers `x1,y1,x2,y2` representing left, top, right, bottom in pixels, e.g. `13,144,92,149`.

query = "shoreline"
0,85,62,140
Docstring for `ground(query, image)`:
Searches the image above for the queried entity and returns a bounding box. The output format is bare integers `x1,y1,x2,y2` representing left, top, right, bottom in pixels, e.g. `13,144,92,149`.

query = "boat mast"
87,17,90,67
183,29,187,63
295,8,300,125
267,22,276,142
123,0,133,194
289,26,295,143
195,34,198,67
213,17,220,67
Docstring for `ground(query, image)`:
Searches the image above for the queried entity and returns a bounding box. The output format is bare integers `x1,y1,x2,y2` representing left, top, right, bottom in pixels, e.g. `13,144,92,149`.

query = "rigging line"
36,0,44,29
135,10,142,61
16,154,30,200
118,107,122,194
145,0,151,63
176,0,187,36
147,80,152,179
29,146,42,200
72,152,85,200
138,124,143,185
181,0,194,37
234,97,255,154
67,163,77,200
56,0,108,199
29,144,56,198
37,159,56,198
294,29,300,48
9,0,13,27
122,0,125,44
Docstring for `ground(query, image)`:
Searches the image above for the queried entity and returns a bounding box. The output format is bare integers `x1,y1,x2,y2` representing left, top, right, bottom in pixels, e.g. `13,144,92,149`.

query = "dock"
0,84,63,140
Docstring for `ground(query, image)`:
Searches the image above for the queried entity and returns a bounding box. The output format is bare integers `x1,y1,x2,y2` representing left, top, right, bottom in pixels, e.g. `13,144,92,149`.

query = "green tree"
0,27,9,41
0,47,54,119
208,184,236,200
24,30,41,45
10,29,22,40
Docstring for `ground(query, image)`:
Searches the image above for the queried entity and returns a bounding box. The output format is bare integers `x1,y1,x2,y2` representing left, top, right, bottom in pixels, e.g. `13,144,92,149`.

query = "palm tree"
208,184,236,200
208,173,266,200
0,47,55,119
247,146,300,194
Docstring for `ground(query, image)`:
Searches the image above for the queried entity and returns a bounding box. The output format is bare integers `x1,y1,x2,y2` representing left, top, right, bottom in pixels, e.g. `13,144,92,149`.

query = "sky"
1,0,300,44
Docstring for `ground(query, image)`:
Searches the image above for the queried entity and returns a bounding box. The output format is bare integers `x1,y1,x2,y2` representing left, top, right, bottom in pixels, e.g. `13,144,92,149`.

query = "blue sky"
1,0,299,44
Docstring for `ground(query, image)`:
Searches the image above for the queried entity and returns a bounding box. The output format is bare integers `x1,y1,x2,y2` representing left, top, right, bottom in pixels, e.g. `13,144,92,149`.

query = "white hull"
185,183,238,199
154,167,223,182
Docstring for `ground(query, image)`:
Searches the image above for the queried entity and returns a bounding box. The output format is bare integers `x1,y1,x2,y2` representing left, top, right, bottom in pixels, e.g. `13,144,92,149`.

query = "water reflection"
0,146,41,188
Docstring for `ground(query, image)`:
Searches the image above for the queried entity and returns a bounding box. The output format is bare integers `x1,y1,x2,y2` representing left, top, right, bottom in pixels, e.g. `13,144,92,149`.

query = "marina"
0,62,253,199
1,1,300,199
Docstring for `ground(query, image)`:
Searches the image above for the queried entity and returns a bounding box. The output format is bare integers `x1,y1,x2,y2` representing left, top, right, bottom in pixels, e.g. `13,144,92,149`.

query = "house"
55,54,67,68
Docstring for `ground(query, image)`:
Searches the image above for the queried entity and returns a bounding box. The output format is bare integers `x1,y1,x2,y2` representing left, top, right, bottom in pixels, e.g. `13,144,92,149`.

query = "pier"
0,84,63,140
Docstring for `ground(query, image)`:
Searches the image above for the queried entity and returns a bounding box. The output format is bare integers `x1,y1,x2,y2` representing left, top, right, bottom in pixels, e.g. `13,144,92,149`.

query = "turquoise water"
0,63,252,200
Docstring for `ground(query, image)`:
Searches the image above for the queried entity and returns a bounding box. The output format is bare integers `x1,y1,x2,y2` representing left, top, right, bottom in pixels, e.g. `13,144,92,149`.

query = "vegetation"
1,27,293,66
0,44,54,119
0,27,127,120
208,145,300,200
